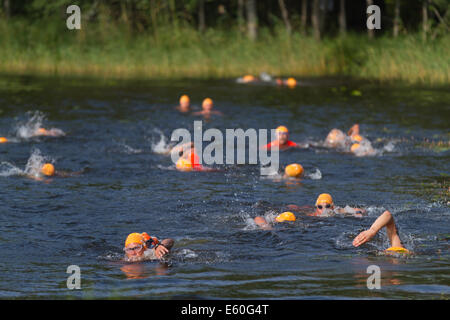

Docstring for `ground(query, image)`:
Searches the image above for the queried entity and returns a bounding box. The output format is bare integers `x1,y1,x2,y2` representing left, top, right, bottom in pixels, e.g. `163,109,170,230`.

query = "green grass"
0,18,449,84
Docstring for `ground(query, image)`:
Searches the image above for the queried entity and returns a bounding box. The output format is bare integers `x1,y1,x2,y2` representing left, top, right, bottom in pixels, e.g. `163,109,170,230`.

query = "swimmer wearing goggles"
262,126,307,151
123,232,174,262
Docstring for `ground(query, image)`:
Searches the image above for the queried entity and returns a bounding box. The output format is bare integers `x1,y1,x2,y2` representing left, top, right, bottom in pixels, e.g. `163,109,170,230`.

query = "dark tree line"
1,0,448,40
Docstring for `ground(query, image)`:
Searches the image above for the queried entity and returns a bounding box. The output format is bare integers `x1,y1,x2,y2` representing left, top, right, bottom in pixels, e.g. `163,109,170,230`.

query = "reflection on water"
0,75,448,299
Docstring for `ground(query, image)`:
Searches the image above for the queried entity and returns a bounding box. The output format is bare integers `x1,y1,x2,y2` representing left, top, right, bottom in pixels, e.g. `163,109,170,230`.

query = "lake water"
0,75,448,299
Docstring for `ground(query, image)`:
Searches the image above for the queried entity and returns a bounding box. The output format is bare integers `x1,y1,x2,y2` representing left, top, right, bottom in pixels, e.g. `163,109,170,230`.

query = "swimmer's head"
325,129,346,148
124,233,147,260
41,163,55,176
176,158,193,172
0,137,8,143
285,163,304,178
275,211,296,222
276,126,289,144
202,98,213,111
351,143,361,153
242,75,256,83
285,77,297,88
179,95,190,110
315,193,334,214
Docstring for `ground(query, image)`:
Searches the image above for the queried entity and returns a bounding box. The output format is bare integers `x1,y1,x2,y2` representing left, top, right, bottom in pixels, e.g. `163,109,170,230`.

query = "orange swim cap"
351,143,361,152
385,246,410,255
275,212,296,222
352,134,363,142
176,158,193,172
37,128,48,134
315,193,333,206
285,77,297,87
202,98,213,108
0,137,8,143
179,95,190,104
125,233,146,248
242,75,256,83
276,126,289,133
41,163,55,176
285,163,304,178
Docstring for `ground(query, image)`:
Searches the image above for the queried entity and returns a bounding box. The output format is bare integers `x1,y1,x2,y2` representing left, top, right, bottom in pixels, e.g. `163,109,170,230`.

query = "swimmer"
33,127,65,137
0,137,8,143
353,210,410,255
192,98,223,117
237,75,258,84
176,94,191,113
123,232,174,262
274,77,297,87
263,126,306,151
287,193,366,217
27,163,84,181
175,145,219,172
324,123,376,156
324,123,364,148
254,211,296,230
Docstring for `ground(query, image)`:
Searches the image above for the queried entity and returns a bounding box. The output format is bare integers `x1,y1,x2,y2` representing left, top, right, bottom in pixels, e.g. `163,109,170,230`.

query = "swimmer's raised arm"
154,238,174,259
347,124,360,136
353,210,403,248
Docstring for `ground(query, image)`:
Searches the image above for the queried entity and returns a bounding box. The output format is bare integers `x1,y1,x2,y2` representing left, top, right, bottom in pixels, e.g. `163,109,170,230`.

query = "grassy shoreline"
1,20,448,84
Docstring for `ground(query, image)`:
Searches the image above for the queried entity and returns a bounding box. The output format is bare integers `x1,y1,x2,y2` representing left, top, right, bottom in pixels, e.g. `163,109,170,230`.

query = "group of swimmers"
1,96,409,267
121,93,410,264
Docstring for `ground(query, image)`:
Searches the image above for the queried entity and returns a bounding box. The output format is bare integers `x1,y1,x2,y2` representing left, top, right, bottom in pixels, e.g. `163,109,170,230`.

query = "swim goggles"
317,204,331,209
123,244,144,252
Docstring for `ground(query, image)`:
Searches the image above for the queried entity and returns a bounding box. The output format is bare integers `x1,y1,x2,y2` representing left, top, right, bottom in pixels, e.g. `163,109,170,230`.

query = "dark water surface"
0,75,448,299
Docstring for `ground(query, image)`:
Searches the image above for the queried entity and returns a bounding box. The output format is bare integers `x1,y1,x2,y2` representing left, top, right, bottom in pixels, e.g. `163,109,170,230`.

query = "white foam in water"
259,72,272,82
383,141,396,153
14,111,44,139
0,162,24,177
24,149,50,177
151,129,172,154
306,168,322,180
178,249,198,259
118,142,143,154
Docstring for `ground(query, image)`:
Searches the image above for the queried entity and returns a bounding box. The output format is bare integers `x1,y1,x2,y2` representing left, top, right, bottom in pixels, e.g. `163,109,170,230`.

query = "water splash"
117,142,143,154
306,168,322,180
24,149,52,178
242,210,277,230
0,149,53,178
14,111,65,139
150,128,172,154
